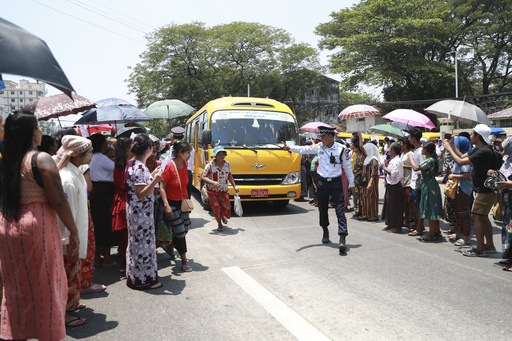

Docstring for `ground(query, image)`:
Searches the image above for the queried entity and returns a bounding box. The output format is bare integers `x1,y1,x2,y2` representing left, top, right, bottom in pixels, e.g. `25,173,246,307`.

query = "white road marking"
222,266,331,341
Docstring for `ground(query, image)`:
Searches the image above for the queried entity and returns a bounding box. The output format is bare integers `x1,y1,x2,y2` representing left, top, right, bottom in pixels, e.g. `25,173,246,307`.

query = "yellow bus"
185,97,301,209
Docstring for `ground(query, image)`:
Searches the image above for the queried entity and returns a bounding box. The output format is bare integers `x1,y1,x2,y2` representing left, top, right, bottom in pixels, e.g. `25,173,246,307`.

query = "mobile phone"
445,133,452,140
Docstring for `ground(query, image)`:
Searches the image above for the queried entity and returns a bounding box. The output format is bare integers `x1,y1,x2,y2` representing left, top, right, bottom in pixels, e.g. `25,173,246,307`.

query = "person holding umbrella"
283,126,355,254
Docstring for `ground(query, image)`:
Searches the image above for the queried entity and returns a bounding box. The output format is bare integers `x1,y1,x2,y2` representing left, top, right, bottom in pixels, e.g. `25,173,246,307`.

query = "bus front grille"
232,174,285,186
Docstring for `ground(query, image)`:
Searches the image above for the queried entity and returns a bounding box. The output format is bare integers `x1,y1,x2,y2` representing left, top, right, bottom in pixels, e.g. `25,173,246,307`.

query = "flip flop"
182,265,192,272
147,282,162,289
221,216,228,224
217,226,224,231
408,230,423,236
81,283,106,294
503,267,512,272
65,316,86,328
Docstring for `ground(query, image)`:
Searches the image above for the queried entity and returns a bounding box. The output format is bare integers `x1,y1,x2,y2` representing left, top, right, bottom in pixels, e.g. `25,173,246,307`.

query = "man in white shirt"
284,126,355,254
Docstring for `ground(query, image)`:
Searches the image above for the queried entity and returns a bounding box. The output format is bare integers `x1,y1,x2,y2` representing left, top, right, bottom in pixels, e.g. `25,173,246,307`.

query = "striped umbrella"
338,104,379,119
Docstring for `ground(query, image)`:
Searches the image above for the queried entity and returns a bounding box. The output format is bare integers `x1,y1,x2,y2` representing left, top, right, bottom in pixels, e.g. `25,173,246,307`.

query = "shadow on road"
65,307,118,339
296,243,362,252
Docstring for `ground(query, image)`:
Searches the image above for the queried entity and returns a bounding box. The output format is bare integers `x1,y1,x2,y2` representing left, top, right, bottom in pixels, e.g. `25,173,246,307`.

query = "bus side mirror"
299,134,306,146
202,129,212,147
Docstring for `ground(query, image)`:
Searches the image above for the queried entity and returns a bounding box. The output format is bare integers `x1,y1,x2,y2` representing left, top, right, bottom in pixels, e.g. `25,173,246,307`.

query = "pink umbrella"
300,122,335,133
382,109,436,130
338,104,379,119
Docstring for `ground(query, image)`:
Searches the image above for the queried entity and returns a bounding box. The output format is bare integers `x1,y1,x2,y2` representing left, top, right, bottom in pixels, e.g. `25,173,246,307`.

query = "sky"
3,0,361,121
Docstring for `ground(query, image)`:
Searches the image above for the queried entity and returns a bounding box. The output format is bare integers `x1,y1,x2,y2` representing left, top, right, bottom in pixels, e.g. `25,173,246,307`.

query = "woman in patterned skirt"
125,135,162,290
0,112,80,339
201,146,240,231
360,142,380,221
350,136,365,216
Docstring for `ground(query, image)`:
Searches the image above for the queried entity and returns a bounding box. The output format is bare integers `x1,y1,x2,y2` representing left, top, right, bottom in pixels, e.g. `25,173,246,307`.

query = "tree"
453,0,512,94
127,22,322,114
316,0,465,101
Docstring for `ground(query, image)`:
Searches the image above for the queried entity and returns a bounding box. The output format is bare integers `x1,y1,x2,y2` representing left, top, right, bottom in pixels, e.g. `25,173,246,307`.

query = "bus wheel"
272,200,289,209
200,184,211,211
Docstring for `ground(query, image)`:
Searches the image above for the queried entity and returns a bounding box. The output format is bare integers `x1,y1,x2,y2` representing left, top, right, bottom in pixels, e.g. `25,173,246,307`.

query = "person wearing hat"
284,126,355,254
443,124,502,257
201,146,240,231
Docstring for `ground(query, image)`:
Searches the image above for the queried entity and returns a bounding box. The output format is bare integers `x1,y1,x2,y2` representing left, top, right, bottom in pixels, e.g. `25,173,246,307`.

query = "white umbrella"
425,100,490,125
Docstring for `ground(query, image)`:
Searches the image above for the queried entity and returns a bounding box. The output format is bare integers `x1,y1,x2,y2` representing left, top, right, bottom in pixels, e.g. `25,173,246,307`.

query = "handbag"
354,174,367,186
443,178,459,200
172,161,194,212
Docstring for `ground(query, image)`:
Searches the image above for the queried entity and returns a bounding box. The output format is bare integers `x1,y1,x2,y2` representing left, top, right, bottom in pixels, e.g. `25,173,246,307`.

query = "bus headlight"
281,171,300,185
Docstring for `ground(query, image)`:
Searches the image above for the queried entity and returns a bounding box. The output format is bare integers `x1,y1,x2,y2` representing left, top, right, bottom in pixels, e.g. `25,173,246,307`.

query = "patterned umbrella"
338,104,379,119
23,93,96,121
382,109,436,130
144,99,195,120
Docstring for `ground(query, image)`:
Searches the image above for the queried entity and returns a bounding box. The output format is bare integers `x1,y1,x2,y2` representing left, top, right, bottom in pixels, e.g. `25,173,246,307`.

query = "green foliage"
339,91,379,104
316,0,458,101
127,22,322,111
316,0,512,99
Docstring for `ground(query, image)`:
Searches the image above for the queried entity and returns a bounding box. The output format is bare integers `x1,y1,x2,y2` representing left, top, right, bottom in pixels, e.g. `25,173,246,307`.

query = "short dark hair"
89,133,107,153
409,128,422,141
459,132,470,140
391,142,401,155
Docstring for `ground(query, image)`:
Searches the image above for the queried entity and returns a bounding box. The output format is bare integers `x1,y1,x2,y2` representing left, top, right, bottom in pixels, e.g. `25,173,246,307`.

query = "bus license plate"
251,189,268,198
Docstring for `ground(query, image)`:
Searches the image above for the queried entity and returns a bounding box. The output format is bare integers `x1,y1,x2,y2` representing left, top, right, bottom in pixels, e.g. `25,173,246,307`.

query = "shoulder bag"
172,161,194,212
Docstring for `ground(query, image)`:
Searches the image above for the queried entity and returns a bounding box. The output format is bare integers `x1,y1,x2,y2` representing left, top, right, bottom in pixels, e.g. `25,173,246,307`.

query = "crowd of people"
0,111,241,340
298,124,512,263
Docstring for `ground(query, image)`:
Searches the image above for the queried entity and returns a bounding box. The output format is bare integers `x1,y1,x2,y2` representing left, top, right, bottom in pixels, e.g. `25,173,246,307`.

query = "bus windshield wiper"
239,144,258,153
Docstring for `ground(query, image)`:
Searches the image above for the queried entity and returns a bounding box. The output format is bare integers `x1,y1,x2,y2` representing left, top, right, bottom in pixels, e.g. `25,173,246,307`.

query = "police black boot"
322,227,330,244
338,234,347,254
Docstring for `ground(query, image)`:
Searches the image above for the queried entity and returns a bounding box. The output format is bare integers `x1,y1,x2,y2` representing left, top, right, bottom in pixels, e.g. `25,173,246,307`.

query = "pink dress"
0,151,67,341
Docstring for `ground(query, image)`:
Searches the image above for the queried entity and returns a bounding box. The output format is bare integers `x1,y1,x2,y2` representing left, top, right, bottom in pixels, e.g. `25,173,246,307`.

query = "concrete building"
345,114,387,134
0,79,46,114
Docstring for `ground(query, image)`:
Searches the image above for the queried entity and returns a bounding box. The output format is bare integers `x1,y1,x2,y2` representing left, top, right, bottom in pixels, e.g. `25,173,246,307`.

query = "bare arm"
159,180,173,217
408,153,421,172
37,153,79,260
228,172,240,193
135,167,162,199
83,168,93,193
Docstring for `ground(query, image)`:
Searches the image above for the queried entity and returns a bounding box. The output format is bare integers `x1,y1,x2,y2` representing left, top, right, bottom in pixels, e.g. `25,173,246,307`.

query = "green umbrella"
144,99,195,120
368,124,404,138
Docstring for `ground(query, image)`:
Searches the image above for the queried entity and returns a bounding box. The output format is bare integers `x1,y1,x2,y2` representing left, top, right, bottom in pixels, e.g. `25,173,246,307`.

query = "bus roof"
186,97,294,124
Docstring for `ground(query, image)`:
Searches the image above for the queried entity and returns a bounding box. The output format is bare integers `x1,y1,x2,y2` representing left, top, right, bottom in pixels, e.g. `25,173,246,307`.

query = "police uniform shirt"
289,142,355,187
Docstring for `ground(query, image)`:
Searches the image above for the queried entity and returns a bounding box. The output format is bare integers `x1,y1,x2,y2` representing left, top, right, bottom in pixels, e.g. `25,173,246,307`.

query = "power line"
81,0,156,31
31,0,145,44
66,0,148,34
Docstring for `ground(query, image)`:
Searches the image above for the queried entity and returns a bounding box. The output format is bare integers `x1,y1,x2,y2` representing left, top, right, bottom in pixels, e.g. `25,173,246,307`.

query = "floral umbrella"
23,93,96,121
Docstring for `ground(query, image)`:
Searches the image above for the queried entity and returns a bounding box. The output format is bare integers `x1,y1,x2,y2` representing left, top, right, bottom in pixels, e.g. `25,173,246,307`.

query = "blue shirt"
452,163,472,196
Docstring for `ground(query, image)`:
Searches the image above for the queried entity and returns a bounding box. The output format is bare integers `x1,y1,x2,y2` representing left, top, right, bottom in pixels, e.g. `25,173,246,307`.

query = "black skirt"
90,181,117,247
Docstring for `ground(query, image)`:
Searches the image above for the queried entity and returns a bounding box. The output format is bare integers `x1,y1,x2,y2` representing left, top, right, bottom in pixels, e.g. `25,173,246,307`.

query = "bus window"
210,110,297,148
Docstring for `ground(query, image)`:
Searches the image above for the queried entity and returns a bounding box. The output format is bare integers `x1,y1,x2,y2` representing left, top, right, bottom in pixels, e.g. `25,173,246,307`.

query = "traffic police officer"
284,126,355,254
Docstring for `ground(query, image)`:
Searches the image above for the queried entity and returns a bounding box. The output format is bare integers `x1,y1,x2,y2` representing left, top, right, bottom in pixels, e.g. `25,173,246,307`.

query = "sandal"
408,230,423,236
217,226,224,231
503,267,512,272
443,229,455,234
419,234,437,242
81,283,106,294
147,282,162,289
182,264,192,272
454,239,468,247
387,227,402,233
66,315,86,328
358,216,368,220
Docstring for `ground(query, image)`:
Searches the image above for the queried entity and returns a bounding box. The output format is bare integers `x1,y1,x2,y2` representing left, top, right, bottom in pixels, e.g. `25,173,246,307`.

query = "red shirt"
162,160,188,201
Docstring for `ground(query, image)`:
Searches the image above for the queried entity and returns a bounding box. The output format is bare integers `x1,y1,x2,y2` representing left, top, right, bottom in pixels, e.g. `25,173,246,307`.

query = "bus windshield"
210,110,298,148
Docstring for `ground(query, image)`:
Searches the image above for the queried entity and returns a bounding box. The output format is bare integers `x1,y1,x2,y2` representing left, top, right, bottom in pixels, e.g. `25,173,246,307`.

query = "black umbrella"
115,126,147,138
0,17,74,97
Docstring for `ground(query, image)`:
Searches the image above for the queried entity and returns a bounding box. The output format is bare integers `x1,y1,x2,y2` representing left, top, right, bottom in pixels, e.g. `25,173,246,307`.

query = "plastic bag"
234,194,243,217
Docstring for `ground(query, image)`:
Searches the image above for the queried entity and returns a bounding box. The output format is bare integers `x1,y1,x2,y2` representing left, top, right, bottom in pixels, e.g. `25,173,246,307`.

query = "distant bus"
185,97,301,209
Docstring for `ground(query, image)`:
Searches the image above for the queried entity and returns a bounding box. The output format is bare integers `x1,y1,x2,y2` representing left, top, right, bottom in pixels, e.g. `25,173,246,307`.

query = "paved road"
66,184,512,340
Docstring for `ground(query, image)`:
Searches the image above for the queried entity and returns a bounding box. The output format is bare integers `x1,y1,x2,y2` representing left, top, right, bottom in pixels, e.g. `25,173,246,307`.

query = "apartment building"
0,79,46,114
